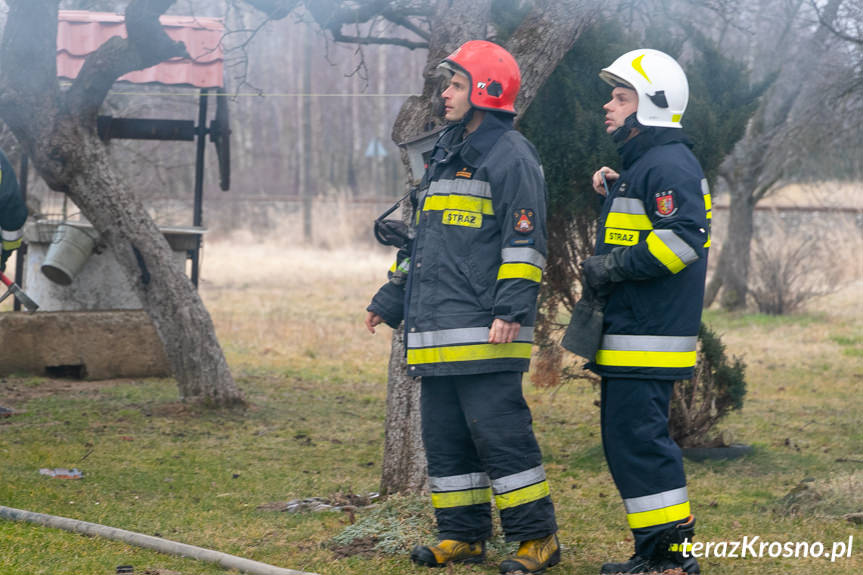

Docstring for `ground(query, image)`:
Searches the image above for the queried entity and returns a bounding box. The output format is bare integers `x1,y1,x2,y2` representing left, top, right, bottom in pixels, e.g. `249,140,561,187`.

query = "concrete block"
0,310,171,380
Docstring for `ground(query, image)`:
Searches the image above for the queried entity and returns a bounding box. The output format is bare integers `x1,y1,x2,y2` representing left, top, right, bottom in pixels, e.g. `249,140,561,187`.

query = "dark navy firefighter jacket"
589,128,711,381
0,150,26,246
369,112,547,377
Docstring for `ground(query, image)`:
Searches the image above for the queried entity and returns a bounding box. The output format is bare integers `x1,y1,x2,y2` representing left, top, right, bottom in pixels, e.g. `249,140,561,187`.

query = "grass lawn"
1,240,860,575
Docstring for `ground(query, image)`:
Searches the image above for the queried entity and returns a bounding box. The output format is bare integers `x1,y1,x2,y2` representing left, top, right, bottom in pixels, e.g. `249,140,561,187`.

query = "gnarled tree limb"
65,0,189,120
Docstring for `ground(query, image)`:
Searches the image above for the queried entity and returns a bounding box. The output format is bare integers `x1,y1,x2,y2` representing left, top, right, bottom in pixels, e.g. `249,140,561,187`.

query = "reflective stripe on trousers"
430,465,550,511
601,377,689,557
422,372,557,542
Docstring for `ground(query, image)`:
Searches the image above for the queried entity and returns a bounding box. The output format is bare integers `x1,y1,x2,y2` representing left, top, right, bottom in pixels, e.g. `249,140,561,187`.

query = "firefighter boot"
499,533,561,574
410,539,486,567
599,554,653,574
647,515,700,574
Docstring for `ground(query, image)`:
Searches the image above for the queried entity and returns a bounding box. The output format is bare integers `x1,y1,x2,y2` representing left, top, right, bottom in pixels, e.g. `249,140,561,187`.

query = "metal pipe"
0,505,318,575
191,88,209,288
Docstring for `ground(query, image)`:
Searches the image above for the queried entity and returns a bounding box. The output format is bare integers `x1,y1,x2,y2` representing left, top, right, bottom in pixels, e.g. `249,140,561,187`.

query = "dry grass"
1,212,862,574
712,181,863,208
199,234,394,376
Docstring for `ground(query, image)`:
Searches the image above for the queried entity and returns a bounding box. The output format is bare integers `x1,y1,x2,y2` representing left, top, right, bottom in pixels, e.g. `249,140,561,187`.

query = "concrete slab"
0,310,171,380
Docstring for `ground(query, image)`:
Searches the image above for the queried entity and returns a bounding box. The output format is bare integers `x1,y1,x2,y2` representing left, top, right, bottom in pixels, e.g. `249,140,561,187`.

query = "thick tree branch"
65,0,189,120
507,0,598,116
0,1,61,120
330,30,427,49
306,0,431,48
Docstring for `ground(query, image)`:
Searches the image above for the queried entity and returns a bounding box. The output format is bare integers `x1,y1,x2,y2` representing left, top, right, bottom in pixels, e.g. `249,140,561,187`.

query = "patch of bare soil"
328,535,381,558
0,376,117,405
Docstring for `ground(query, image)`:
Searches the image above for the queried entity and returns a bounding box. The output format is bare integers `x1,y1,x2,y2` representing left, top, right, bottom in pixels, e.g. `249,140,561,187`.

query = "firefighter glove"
581,247,629,292
0,237,21,272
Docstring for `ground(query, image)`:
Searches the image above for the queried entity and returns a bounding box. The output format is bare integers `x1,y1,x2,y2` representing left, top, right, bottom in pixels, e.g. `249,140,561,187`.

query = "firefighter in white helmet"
570,49,710,575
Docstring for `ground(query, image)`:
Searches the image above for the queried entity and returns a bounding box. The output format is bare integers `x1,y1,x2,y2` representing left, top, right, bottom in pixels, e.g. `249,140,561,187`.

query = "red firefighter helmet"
439,40,521,115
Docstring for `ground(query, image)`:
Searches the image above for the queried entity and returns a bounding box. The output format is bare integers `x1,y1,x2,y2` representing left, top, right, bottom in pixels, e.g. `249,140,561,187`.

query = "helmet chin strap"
611,112,642,144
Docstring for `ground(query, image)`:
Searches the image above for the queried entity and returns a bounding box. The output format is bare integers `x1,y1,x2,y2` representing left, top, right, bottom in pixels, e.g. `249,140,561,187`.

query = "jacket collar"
618,127,693,170
439,112,514,167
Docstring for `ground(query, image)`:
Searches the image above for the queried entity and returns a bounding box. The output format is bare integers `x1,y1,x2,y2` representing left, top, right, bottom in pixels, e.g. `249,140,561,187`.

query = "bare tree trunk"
67,131,242,405
715,185,756,310
0,0,243,406
706,0,843,310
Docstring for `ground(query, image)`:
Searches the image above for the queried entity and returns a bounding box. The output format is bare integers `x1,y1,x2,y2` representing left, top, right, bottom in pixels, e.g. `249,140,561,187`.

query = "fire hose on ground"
0,505,319,575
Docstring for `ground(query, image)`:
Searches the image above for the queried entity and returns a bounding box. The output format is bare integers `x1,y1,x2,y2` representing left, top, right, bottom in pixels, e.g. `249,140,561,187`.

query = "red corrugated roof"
57,10,224,88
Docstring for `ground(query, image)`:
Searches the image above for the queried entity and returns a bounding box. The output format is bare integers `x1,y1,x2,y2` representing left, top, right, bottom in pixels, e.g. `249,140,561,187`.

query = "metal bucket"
41,224,97,286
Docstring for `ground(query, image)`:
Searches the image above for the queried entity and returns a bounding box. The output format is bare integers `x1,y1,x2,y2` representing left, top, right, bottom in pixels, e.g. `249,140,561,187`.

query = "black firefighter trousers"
421,371,557,543
601,377,692,558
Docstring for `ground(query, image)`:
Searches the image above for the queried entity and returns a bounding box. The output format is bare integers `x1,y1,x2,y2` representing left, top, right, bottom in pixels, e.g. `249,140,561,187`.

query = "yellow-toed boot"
410,539,486,567
499,533,561,574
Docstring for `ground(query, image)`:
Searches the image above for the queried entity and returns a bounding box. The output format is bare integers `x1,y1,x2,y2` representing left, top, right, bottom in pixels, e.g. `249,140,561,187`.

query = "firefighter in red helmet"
366,40,560,574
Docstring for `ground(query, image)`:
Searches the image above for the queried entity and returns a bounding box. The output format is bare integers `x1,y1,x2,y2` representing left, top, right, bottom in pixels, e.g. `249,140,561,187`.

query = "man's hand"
489,318,520,344
591,167,619,196
0,238,22,273
365,311,385,334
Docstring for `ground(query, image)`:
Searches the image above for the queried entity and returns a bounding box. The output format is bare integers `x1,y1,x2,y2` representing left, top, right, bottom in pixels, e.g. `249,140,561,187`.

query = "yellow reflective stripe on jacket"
422,194,494,215
408,342,533,365
495,480,550,510
596,349,696,368
605,197,653,230
596,335,697,369
647,229,698,274
646,231,687,273
497,262,542,283
431,487,492,509
627,501,691,529
702,178,712,247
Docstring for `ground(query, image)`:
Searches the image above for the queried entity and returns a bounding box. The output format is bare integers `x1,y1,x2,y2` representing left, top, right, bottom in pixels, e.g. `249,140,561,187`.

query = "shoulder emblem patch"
455,167,473,179
513,209,535,234
655,190,678,217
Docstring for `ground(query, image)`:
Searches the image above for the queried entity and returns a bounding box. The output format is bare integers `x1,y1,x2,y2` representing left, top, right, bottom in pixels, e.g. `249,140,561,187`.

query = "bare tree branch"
382,10,430,40
65,0,190,120
809,0,863,44
329,29,427,49
305,0,431,49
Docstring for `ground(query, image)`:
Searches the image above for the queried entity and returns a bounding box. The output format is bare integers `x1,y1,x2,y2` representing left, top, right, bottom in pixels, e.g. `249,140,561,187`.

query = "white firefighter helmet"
599,49,689,128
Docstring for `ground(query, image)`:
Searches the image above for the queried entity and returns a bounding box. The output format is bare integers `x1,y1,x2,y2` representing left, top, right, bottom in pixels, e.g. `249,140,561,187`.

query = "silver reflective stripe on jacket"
601,335,697,352
1,228,22,242
501,247,546,269
408,326,534,349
